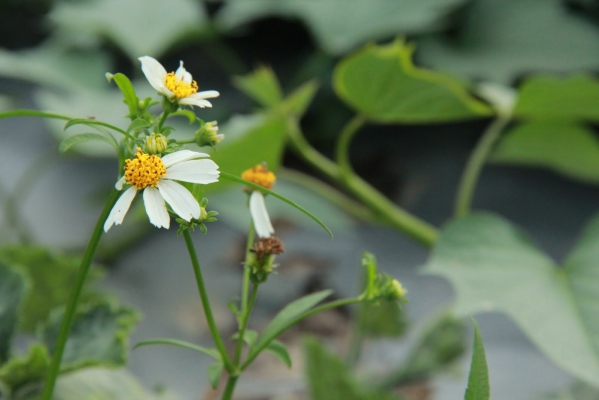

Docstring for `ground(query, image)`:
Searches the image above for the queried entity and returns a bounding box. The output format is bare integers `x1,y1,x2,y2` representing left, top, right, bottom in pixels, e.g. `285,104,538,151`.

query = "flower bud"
195,121,224,147
248,236,284,283
145,133,168,154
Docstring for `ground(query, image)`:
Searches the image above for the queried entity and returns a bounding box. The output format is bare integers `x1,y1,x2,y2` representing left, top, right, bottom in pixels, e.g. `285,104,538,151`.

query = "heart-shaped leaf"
424,213,599,387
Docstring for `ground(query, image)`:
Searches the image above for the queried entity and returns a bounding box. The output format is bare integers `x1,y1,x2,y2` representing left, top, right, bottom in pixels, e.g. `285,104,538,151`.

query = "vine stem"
41,188,120,400
286,117,438,247
454,115,511,217
335,114,367,177
182,230,234,373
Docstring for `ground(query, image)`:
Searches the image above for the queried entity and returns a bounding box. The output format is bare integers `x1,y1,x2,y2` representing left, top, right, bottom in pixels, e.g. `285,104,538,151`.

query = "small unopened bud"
195,121,224,147
145,133,168,154
248,236,284,283
390,279,407,299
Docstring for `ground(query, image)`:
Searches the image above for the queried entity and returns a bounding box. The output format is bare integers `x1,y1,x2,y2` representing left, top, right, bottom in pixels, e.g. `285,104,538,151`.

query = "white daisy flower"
104,148,219,232
241,164,276,238
139,56,219,108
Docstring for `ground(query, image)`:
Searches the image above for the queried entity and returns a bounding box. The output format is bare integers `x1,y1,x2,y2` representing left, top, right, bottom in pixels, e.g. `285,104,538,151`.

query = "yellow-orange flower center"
124,148,167,189
241,164,276,189
164,72,198,99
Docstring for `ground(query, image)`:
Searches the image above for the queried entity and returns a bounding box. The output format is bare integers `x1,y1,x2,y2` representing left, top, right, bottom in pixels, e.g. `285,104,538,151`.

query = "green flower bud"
195,121,224,147
145,133,168,155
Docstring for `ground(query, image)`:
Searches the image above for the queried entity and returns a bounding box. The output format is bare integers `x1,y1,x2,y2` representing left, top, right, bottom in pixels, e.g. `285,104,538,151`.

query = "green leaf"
220,172,333,238
231,329,258,348
247,290,333,362
216,0,469,55
491,122,599,184
0,344,49,392
283,79,319,116
0,261,27,364
0,246,103,333
358,300,407,338
107,73,139,119
42,301,140,371
64,119,127,135
207,362,223,390
127,118,153,133
133,338,221,361
265,340,292,369
168,109,197,124
233,66,283,108
465,317,490,400
0,109,72,122
514,75,599,122
423,212,599,388
49,0,208,61
417,0,599,83
59,132,117,153
333,40,491,123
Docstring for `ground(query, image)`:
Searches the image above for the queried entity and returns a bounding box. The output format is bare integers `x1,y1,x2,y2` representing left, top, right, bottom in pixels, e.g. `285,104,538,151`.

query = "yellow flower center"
164,72,198,99
124,148,167,189
241,164,276,189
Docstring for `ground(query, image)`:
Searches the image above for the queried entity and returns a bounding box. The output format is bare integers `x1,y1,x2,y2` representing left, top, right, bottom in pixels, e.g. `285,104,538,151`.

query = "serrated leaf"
465,318,490,400
133,338,221,361
423,212,599,388
59,132,117,153
0,261,27,364
265,340,292,369
247,291,332,363
107,73,139,119
0,344,49,392
0,246,103,333
207,362,223,390
284,79,319,116
233,66,283,107
333,40,491,123
42,301,140,371
491,122,599,184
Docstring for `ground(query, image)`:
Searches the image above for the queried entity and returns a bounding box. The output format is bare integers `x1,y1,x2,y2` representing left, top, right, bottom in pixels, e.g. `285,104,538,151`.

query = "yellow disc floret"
164,72,198,99
124,148,167,189
242,164,276,189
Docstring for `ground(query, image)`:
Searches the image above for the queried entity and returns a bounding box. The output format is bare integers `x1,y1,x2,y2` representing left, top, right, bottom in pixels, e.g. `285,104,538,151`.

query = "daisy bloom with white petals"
139,56,219,108
104,148,219,232
241,164,276,238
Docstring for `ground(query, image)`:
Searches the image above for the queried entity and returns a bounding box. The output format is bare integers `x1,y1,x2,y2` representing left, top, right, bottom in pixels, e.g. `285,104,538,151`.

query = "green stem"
157,111,169,131
286,117,438,247
335,114,366,177
240,224,255,317
454,116,511,217
234,284,258,365
182,230,234,373
240,297,362,371
41,188,120,400
221,375,239,400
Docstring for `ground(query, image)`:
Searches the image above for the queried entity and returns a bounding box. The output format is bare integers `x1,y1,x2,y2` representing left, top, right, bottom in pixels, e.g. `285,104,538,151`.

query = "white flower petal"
143,186,170,229
179,97,212,108
165,159,220,184
115,176,126,190
195,90,220,99
249,191,274,238
104,186,138,232
139,56,169,95
157,180,200,221
175,61,192,83
161,150,210,167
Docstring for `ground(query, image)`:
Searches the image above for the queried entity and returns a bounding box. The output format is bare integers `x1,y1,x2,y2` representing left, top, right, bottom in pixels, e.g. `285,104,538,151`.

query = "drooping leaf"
42,301,140,371
0,261,27,364
491,122,599,184
233,66,283,108
265,340,292,369
216,0,469,55
59,132,118,153
333,40,491,123
133,338,221,361
423,212,599,388
49,0,208,61
417,0,599,83
0,246,103,333
106,73,139,119
207,362,223,390
464,317,490,400
246,290,333,362
0,344,49,392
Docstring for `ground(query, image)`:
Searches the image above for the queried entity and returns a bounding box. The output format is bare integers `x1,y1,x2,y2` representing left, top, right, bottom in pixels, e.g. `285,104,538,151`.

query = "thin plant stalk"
336,114,367,177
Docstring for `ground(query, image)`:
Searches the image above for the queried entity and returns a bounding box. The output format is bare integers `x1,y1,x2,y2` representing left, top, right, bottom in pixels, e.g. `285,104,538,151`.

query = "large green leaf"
514,75,599,122
464,318,490,400
0,261,27,364
233,66,283,108
333,40,491,123
0,344,49,392
417,0,599,83
49,0,208,60
491,122,599,184
423,213,599,387
42,301,139,371
216,0,469,55
0,246,103,333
